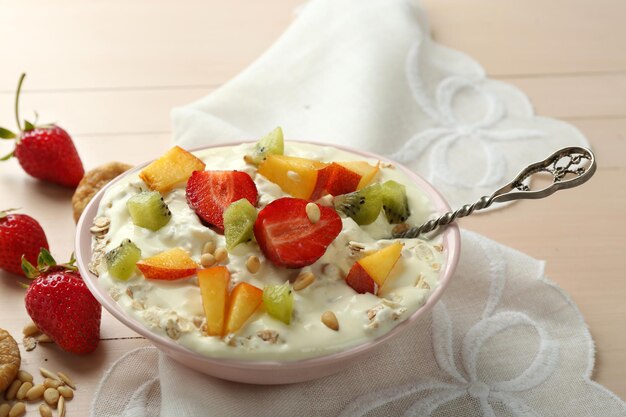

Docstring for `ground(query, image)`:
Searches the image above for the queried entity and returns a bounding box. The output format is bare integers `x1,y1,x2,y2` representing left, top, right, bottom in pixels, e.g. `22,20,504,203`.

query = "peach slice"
139,146,206,193
345,242,403,295
310,161,379,199
198,267,230,336
136,248,198,280
258,155,327,199
338,161,380,190
224,282,263,334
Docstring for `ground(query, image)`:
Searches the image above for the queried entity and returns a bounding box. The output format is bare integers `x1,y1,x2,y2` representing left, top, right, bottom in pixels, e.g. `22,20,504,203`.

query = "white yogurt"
94,142,444,360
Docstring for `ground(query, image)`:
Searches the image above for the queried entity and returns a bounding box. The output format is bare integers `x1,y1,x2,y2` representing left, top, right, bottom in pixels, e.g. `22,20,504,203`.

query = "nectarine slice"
198,267,230,336
345,242,403,294
224,282,263,334
136,248,198,280
139,146,206,193
258,155,327,199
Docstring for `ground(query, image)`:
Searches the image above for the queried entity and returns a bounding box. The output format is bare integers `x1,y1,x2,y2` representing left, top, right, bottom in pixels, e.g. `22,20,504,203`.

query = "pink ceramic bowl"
75,141,460,384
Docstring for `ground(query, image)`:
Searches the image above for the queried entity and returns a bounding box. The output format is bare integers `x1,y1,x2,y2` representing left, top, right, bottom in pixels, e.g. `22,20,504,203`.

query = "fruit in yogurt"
105,239,141,280
246,126,284,165
254,198,342,268
381,180,410,224
311,161,379,199
223,199,258,250
136,248,198,280
258,155,327,199
263,282,294,324
333,183,383,225
186,170,258,232
198,267,230,336
224,282,263,334
126,191,172,231
345,242,403,295
139,146,206,193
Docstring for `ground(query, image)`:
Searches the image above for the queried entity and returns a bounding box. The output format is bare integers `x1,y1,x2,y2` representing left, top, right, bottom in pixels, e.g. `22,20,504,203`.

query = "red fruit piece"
345,263,378,294
254,198,342,268
0,209,48,276
311,163,361,200
0,74,84,188
24,250,101,354
186,171,258,232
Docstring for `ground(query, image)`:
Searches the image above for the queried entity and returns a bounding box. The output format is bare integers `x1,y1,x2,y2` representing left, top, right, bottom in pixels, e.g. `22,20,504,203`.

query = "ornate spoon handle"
392,146,597,239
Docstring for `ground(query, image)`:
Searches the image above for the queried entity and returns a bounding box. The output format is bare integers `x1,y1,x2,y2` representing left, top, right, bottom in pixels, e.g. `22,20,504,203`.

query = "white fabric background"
91,0,626,415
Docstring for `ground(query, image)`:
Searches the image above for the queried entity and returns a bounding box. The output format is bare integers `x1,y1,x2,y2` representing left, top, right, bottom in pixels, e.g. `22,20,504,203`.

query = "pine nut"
293,272,315,291
26,384,45,401
43,388,59,407
8,402,25,417
57,386,73,400
246,256,260,274
243,154,255,165
214,248,228,263
202,241,216,254
38,334,53,343
38,404,52,417
321,311,339,331
39,368,60,382
5,379,21,401
305,202,320,224
43,378,62,389
16,382,32,400
200,253,216,267
0,404,9,417
58,396,66,417
22,322,39,337
16,371,33,383
57,372,75,390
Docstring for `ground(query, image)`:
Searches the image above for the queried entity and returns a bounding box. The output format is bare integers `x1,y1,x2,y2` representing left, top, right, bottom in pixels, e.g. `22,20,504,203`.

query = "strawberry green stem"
15,73,26,132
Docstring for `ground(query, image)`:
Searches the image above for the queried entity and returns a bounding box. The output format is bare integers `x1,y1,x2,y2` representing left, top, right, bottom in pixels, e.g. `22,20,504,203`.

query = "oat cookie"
72,161,132,222
0,328,20,391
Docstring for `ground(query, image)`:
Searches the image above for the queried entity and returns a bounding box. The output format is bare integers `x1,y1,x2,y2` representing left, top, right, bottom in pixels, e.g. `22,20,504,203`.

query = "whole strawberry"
0,209,49,276
0,73,84,187
23,249,101,354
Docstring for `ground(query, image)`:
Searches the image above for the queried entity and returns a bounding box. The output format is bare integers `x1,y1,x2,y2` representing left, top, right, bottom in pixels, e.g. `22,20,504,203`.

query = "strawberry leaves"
0,127,16,139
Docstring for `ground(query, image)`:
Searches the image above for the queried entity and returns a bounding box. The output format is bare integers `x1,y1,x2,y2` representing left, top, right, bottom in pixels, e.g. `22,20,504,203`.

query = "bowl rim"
75,140,460,370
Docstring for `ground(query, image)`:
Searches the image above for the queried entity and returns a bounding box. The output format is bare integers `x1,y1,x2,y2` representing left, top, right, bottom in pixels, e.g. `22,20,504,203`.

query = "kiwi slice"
127,191,172,231
333,183,383,225
263,282,294,325
248,127,284,165
223,198,258,250
105,239,141,280
381,180,410,224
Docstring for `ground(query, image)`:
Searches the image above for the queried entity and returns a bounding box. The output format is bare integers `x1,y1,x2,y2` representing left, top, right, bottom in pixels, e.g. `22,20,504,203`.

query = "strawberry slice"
186,171,258,232
254,198,342,268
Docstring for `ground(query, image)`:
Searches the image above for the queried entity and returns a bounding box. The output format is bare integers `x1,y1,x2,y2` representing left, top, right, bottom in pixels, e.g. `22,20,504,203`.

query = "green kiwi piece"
381,180,410,224
333,183,383,225
127,191,172,231
249,127,284,164
263,282,293,324
223,198,258,250
105,239,141,280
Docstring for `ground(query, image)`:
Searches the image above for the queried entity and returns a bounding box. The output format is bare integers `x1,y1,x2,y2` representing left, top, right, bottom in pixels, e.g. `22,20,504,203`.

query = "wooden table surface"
0,0,624,414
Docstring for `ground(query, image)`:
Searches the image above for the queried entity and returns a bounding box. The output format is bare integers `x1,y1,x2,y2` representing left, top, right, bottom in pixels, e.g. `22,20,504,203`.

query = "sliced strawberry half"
254,198,342,268
186,170,258,232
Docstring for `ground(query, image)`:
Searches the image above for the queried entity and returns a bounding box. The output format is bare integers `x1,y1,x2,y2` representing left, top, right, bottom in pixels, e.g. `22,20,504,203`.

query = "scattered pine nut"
26,384,45,401
202,241,216,254
321,311,339,331
0,404,9,417
246,256,260,274
200,253,216,267
8,402,25,417
305,202,320,224
58,396,66,417
22,322,39,337
57,386,73,400
16,370,33,383
38,404,52,417
15,382,32,400
293,272,315,291
39,368,60,382
43,378,62,389
5,379,21,401
433,244,443,252
43,388,59,407
57,372,75,390
243,154,255,165
214,248,228,263
38,334,53,343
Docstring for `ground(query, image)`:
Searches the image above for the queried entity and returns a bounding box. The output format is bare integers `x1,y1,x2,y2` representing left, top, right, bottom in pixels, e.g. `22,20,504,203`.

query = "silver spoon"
392,146,597,239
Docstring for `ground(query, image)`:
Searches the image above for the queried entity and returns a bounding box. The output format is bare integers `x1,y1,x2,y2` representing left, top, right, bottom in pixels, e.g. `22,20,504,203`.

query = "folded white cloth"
92,0,626,416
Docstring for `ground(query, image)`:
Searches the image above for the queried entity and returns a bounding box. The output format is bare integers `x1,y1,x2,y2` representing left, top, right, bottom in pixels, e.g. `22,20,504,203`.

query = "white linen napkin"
92,0,626,416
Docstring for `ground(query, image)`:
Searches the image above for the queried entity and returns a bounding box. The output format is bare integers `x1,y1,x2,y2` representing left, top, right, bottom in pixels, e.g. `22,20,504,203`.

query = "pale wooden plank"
0,0,301,91
565,118,626,169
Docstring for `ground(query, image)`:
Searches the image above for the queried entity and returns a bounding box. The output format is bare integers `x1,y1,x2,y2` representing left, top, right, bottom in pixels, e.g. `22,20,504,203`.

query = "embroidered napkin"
91,0,626,416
